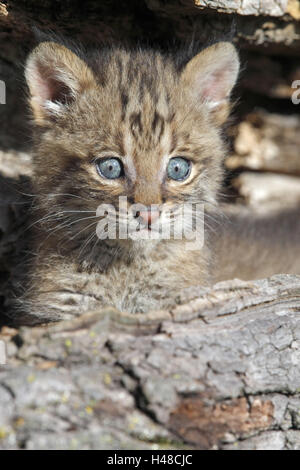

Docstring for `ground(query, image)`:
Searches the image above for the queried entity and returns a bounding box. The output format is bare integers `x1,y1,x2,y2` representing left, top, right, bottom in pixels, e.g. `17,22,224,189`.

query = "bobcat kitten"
21,40,239,323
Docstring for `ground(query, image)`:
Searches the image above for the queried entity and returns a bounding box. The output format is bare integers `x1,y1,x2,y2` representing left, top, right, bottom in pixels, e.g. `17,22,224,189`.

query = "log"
1,0,300,59
231,173,300,210
1,275,300,449
227,111,300,177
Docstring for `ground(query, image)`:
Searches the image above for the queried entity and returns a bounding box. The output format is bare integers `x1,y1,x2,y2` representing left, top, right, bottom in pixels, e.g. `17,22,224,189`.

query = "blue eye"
167,157,191,181
96,158,123,179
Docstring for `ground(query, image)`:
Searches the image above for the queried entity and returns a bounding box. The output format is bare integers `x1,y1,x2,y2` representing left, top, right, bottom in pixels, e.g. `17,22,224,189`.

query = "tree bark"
1,275,300,449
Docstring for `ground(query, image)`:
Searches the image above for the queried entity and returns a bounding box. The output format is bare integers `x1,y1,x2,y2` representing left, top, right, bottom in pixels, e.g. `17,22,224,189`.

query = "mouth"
128,225,158,234
127,221,162,240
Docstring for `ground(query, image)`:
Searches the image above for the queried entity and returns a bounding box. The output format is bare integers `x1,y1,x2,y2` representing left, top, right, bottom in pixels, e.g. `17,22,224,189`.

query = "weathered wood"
232,173,300,209
193,0,288,16
1,275,300,449
1,0,300,60
227,111,300,177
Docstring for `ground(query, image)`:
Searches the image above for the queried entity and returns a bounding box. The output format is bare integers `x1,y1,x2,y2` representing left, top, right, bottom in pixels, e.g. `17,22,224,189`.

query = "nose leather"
137,209,160,226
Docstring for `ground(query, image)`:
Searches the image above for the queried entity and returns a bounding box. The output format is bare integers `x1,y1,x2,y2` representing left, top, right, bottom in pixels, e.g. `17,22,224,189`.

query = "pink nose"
137,209,160,226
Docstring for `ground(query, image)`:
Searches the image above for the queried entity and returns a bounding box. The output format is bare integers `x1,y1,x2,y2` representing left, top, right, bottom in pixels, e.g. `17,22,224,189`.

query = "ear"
181,42,239,124
25,42,96,125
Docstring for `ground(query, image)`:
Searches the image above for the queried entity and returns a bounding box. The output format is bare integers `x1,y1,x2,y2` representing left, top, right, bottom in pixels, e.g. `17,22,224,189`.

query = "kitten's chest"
31,243,208,319
85,243,208,312
87,254,176,313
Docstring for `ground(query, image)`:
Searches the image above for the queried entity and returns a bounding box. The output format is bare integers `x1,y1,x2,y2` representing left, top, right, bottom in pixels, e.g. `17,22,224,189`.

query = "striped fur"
18,41,239,323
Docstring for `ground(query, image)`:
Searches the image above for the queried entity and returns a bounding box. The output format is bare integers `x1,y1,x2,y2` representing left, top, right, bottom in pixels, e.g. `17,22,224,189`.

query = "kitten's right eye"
96,158,124,179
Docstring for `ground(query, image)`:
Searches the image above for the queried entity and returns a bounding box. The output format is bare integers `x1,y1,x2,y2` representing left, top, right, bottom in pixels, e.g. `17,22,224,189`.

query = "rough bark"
1,0,300,60
1,275,300,450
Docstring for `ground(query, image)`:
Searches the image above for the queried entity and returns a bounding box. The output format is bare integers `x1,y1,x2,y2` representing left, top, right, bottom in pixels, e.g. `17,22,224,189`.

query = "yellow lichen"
103,372,112,385
27,374,36,383
0,427,8,439
85,406,93,415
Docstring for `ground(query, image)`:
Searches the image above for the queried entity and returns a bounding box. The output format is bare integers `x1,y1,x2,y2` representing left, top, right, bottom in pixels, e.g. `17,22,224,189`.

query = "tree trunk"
1,275,300,450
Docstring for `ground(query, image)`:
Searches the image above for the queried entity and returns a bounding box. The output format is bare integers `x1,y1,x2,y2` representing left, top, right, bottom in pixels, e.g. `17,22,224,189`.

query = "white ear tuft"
181,42,240,123
25,42,96,125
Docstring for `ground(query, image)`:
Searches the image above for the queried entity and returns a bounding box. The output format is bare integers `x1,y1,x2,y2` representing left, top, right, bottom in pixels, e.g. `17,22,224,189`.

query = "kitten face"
26,42,239,254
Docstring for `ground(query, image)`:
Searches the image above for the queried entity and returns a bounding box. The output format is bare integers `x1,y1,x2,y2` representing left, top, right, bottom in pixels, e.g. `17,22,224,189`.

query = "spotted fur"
18,41,239,323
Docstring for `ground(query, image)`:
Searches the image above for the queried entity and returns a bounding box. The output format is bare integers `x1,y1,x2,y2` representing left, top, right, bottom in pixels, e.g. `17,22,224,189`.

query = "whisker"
78,231,98,259
55,220,99,252
68,220,99,242
26,210,97,231
45,192,91,203
49,215,99,237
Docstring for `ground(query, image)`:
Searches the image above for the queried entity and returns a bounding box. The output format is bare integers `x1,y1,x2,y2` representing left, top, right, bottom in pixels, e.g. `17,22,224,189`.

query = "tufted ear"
181,42,240,124
25,41,96,125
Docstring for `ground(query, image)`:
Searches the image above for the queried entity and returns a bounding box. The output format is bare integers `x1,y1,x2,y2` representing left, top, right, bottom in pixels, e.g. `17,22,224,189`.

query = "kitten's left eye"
167,157,191,181
96,158,124,179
